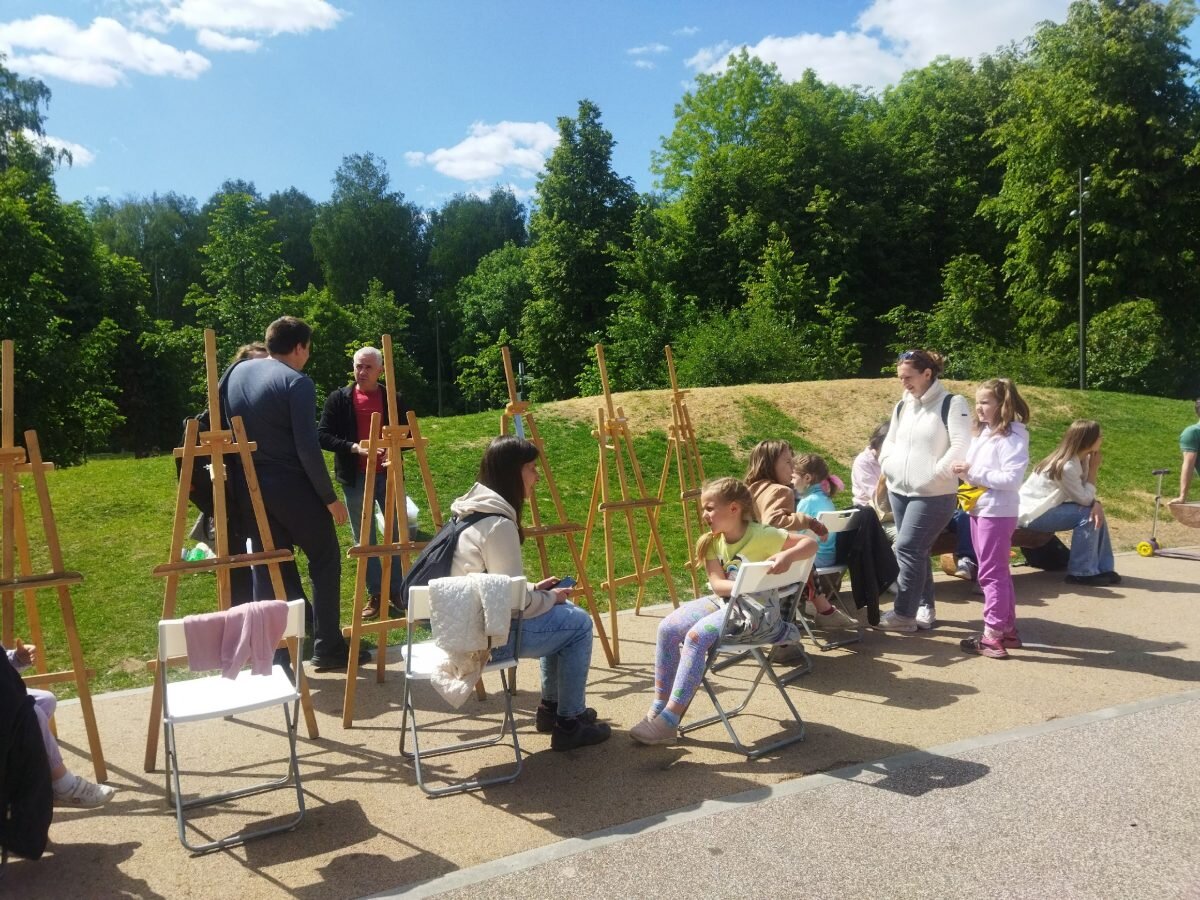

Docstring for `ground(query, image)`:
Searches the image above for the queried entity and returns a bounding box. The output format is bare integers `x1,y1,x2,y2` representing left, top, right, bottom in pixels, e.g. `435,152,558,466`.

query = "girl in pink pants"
952,379,1030,659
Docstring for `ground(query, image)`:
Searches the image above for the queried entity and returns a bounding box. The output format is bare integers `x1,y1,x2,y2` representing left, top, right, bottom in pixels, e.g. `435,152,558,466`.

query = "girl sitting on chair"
744,441,855,629
630,477,817,746
449,435,611,751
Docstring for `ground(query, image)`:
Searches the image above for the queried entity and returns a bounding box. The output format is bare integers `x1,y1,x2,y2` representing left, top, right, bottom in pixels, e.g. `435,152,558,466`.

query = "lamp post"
433,302,443,418
1069,167,1090,390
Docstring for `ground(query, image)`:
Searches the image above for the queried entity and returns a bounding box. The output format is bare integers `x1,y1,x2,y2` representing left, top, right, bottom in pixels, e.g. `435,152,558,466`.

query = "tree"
520,100,638,399
1,51,62,172
266,187,322,292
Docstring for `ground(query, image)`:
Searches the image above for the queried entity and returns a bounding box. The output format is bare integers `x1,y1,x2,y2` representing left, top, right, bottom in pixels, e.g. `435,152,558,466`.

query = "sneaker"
915,606,936,630
629,715,678,746
54,774,115,809
874,610,918,633
310,645,373,672
956,558,978,581
960,634,1008,659
939,553,958,577
535,704,598,734
1065,573,1112,587
1000,630,1023,649
814,605,858,629
550,718,612,751
1101,571,1122,585
770,643,809,665
361,594,382,621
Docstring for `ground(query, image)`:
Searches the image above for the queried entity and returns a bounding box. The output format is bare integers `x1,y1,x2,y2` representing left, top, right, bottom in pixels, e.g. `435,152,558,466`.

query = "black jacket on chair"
843,506,900,626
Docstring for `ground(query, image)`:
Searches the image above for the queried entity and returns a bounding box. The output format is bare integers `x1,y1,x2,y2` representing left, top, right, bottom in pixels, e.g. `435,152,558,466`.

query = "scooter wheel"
1136,541,1155,557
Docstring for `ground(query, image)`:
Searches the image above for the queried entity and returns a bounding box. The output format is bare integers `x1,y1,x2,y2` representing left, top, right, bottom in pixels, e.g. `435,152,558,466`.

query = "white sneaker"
874,610,918,633
630,715,678,746
915,606,936,630
54,774,116,809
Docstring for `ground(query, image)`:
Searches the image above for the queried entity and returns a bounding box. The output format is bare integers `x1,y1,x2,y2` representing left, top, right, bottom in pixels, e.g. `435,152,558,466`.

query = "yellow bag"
957,482,986,512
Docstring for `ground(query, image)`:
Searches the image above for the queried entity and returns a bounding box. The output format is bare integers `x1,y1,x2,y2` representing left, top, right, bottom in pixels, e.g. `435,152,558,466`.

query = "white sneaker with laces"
915,605,936,630
874,610,918,633
629,715,679,745
54,774,116,809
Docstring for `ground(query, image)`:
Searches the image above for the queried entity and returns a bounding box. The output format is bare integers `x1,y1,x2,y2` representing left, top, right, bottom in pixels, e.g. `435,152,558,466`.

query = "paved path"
395,690,1200,899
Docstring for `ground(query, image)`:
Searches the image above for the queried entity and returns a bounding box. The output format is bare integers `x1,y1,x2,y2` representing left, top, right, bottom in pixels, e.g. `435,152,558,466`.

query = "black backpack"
0,654,52,866
1022,535,1072,571
401,512,497,606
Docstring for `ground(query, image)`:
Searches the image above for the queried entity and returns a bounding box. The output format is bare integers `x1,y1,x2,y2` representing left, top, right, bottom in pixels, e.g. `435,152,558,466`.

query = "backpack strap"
941,393,952,427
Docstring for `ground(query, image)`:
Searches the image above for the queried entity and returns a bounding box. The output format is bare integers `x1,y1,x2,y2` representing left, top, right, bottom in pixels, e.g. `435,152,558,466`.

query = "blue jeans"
889,492,958,618
491,602,593,718
1025,503,1115,576
947,509,977,564
341,471,401,599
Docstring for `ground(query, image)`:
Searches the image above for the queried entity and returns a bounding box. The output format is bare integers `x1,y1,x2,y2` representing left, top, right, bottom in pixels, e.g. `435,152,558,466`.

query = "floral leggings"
654,596,725,711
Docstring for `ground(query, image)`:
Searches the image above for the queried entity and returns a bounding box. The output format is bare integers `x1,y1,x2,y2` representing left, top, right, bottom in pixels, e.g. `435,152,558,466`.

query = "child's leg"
651,598,720,715
30,689,66,779
971,515,1017,638
663,606,727,717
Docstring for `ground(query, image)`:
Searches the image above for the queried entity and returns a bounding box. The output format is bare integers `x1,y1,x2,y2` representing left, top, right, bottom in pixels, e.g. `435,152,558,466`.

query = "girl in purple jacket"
951,378,1030,659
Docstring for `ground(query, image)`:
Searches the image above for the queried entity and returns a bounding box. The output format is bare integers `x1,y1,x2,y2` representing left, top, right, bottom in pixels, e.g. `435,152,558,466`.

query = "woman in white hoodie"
951,379,1030,659
450,436,611,751
877,349,972,632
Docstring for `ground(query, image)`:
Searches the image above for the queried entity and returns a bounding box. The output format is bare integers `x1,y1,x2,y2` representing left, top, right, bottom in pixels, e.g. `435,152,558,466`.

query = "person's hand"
551,587,573,605
1089,449,1103,475
950,461,970,477
535,576,559,591
809,519,829,540
766,553,791,575
328,500,349,526
13,639,35,668
1089,501,1106,528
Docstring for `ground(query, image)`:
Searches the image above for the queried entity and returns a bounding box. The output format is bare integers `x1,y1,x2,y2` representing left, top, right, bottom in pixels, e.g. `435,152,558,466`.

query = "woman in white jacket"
951,379,1030,659
1017,420,1118,587
450,436,611,751
877,349,972,632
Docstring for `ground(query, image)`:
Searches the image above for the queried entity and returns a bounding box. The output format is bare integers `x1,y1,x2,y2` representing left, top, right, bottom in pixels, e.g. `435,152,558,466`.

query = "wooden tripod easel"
499,346,615,666
0,340,107,781
581,344,678,664
342,334,446,727
143,329,319,772
637,345,706,606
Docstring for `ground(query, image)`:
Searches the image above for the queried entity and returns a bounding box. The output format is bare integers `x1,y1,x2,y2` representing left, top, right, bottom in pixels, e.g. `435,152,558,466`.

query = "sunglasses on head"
897,350,921,362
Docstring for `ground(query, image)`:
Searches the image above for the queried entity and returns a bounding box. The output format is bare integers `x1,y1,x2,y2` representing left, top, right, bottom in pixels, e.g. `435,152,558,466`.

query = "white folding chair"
158,599,306,854
791,508,863,665
400,576,527,797
679,557,814,758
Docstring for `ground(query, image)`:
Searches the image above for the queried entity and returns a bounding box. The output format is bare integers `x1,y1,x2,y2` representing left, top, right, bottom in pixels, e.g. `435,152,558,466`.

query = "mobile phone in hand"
555,575,576,590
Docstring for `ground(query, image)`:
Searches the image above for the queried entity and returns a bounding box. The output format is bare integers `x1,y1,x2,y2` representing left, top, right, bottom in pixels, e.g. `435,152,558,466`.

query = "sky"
2,0,1196,210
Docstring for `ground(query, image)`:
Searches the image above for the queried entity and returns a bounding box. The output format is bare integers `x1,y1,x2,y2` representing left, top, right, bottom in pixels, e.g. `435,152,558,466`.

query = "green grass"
6,381,1194,697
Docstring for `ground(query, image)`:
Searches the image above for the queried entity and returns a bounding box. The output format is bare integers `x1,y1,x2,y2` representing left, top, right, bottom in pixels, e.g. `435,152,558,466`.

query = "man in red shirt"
318,346,409,620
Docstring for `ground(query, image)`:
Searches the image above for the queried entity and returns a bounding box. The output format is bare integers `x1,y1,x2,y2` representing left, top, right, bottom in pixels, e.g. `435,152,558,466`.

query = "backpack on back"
401,512,497,606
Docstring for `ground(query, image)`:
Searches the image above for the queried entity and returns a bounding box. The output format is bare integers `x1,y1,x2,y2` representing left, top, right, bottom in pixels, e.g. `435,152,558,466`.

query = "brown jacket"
748,480,820,533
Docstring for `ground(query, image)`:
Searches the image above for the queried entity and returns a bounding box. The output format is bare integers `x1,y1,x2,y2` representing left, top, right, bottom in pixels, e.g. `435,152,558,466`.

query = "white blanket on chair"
428,573,513,707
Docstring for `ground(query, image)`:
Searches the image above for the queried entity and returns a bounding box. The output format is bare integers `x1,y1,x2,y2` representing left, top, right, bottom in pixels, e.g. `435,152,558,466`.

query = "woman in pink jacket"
951,378,1030,659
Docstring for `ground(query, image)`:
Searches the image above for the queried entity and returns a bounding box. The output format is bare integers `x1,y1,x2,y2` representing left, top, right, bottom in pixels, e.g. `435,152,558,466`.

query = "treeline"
2,0,1199,466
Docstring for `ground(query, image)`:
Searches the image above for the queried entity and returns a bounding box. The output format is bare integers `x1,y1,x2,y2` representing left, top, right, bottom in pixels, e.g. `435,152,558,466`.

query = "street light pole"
434,308,443,417
1077,167,1086,391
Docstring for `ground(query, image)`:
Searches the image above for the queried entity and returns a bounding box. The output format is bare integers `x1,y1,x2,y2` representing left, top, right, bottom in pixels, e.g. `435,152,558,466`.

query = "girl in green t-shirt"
630,477,817,745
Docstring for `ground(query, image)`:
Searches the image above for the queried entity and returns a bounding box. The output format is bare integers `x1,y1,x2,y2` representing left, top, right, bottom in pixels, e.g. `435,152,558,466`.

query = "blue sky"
2,1,1194,209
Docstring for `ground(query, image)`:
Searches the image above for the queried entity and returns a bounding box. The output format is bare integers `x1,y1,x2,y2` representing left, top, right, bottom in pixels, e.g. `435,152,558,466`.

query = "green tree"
266,187,322,292
1,51,62,172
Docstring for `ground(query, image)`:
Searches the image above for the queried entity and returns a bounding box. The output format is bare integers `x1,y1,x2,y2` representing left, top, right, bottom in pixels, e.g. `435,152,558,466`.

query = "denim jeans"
947,509,977,564
889,491,958,618
1025,502,1115,576
491,602,594,718
341,470,401,599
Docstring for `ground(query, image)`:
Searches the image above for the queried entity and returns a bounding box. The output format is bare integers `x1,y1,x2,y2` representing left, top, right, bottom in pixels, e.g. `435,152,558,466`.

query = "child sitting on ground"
630,477,817,745
6,640,116,808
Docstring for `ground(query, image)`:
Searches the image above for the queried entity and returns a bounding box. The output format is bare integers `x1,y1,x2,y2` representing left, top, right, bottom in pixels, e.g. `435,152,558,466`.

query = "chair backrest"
158,599,306,665
727,557,815,597
818,508,860,534
407,576,528,622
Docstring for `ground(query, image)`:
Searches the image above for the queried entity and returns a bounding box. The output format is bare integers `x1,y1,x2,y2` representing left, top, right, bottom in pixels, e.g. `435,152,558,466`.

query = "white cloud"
674,25,700,37
0,15,210,86
689,0,1070,91
627,42,669,56
407,121,560,183
196,28,261,51
633,59,655,70
165,0,344,36
21,128,96,166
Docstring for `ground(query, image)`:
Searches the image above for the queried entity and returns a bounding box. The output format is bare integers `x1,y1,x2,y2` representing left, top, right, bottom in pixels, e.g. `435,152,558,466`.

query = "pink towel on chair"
183,601,289,680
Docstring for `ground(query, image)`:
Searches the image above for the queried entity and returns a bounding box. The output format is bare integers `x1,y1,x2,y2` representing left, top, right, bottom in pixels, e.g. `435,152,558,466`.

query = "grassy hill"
11,378,1197,696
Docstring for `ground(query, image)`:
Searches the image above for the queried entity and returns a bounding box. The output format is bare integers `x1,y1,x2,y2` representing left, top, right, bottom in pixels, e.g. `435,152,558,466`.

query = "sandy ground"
4,549,1198,899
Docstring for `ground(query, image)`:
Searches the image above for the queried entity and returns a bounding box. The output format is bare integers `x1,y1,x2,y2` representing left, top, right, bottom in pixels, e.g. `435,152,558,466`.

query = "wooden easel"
499,346,615,666
342,335,446,727
580,344,678,664
0,340,107,781
638,345,706,605
143,329,319,772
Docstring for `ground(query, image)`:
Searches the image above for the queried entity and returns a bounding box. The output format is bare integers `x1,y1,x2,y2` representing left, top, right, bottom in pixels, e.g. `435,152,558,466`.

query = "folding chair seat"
679,557,814,758
158,599,306,854
400,576,527,797
790,509,863,663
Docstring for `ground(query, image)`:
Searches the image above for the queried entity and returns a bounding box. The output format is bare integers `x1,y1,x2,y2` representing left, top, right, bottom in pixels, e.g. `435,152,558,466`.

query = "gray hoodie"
449,483,557,619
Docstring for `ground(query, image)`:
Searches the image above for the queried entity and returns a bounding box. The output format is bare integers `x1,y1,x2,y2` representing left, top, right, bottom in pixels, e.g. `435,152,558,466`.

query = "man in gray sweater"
225,316,368,670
